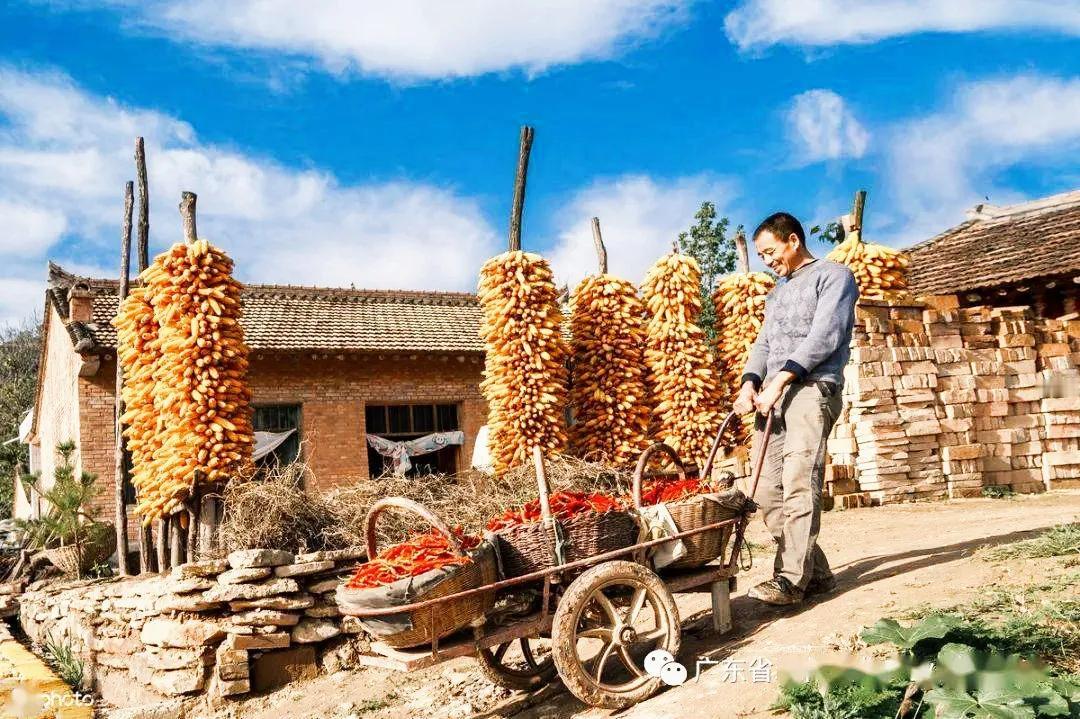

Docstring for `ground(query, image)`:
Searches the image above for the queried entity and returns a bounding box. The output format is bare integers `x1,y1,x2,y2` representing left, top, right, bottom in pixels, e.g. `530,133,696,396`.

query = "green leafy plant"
15,441,103,578
981,485,1015,499
41,632,84,689
809,221,845,246
777,615,1080,719
676,201,737,341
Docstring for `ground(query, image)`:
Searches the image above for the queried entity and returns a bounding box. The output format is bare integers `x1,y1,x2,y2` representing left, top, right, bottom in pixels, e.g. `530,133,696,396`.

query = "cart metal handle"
364,496,465,560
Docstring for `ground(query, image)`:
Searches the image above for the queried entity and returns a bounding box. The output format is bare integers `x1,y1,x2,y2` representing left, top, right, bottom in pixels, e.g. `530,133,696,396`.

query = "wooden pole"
135,140,155,572
169,514,183,568
735,229,750,274
185,484,199,563
851,190,867,243
590,217,608,274
114,182,134,576
507,126,534,252
135,137,150,272
157,517,169,572
180,191,198,245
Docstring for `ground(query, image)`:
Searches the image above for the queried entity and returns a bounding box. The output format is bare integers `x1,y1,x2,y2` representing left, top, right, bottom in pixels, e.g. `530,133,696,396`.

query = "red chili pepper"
485,491,625,532
345,526,481,590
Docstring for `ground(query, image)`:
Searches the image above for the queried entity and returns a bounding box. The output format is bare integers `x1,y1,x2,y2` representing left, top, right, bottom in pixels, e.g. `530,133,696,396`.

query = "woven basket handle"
631,442,687,509
364,497,464,561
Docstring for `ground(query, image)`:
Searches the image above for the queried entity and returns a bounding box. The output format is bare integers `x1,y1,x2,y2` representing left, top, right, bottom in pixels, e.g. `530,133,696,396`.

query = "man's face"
754,229,801,277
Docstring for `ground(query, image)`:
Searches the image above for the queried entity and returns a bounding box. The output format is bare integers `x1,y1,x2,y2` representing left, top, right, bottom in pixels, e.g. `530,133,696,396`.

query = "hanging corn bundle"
114,288,164,514
712,231,775,443
825,237,909,298
826,190,909,299
641,250,723,467
478,250,569,475
129,238,253,522
568,219,650,467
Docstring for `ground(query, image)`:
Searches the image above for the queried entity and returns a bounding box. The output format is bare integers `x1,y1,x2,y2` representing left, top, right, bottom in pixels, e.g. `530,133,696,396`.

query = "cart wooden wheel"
551,561,680,709
477,636,557,690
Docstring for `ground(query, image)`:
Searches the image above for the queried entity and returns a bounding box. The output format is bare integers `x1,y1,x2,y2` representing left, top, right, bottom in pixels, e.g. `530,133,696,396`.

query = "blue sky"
1,1,1078,327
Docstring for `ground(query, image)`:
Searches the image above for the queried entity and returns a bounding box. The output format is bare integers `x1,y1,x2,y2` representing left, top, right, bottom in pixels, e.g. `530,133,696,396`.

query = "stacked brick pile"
1036,313,1080,488
18,548,367,708
827,298,944,504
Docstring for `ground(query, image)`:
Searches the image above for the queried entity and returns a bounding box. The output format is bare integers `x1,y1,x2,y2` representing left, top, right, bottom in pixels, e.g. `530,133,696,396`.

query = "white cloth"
637,504,687,570
366,430,465,476
471,425,492,473
253,429,296,461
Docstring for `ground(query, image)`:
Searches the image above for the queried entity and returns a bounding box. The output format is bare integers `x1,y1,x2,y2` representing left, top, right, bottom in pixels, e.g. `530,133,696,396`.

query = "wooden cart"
344,411,772,710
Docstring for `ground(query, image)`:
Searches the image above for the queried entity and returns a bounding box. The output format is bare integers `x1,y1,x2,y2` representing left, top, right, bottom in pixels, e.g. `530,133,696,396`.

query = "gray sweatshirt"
742,259,858,389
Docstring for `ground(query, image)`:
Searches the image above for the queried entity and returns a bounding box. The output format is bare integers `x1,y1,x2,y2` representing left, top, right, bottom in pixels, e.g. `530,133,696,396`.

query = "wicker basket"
493,509,638,578
633,442,738,570
45,522,117,576
337,497,497,649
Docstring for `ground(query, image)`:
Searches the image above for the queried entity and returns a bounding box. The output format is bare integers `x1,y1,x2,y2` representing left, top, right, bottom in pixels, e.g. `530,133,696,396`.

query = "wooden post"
180,191,198,245
507,126,534,252
135,137,150,272
851,190,867,243
135,138,156,574
590,217,608,274
169,514,183,568
114,182,134,576
197,494,220,562
735,228,750,274
156,518,169,572
185,486,199,563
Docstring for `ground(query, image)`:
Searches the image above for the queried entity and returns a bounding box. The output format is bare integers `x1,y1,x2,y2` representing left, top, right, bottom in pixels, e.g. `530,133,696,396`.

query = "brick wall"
248,352,487,490
69,352,488,525
79,358,119,519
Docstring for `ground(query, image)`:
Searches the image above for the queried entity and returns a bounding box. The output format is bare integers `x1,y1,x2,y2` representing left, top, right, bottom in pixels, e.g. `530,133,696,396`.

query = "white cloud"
0,66,501,327
786,89,868,163
885,74,1080,242
725,0,1080,51
0,278,44,331
113,0,691,81
547,174,737,290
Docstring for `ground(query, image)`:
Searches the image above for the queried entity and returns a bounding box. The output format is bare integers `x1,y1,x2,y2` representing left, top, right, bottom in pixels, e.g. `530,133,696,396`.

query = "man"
733,212,858,606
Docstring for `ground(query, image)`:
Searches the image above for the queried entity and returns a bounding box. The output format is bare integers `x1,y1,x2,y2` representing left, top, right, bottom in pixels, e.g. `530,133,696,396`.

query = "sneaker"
748,576,803,606
804,574,836,597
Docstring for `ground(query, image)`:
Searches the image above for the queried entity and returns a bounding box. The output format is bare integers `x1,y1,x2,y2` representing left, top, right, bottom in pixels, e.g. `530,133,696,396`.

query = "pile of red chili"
345,527,480,590
637,477,714,505
485,491,624,532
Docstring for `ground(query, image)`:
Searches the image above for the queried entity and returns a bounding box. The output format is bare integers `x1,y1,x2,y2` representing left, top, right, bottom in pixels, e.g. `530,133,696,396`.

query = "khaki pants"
751,382,842,590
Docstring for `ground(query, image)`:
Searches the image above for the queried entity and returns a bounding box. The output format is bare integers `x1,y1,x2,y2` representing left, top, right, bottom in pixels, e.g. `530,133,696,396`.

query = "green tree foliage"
676,202,737,341
17,441,103,578
0,320,42,518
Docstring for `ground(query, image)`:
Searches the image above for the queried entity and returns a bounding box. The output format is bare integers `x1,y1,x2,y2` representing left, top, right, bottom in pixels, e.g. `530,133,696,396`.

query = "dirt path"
232,491,1080,719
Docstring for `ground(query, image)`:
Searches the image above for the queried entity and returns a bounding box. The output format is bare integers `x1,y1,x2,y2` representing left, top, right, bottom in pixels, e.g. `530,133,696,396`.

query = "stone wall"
18,548,370,709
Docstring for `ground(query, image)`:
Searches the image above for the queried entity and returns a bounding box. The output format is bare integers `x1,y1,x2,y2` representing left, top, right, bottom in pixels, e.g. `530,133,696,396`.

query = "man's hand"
733,382,757,415
755,371,798,415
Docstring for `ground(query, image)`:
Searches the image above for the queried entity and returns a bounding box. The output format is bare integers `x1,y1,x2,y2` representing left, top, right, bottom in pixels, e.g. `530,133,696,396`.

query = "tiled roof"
906,189,1080,295
48,264,484,354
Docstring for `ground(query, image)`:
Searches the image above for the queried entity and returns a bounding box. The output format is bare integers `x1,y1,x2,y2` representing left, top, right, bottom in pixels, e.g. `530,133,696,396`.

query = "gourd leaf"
938,643,978,675
861,615,961,650
926,686,1035,719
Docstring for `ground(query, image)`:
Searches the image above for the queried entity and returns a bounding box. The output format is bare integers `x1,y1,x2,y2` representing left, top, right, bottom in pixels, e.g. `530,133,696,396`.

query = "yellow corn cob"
568,274,650,467
114,240,253,523
478,251,569,475
641,252,723,467
712,271,775,443
826,236,910,299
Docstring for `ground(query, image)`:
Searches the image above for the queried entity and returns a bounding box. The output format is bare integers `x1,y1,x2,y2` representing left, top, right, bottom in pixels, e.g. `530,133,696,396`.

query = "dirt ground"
204,490,1080,719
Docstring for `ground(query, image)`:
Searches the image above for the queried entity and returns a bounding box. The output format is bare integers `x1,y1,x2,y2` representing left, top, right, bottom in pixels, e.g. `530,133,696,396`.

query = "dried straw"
217,454,634,555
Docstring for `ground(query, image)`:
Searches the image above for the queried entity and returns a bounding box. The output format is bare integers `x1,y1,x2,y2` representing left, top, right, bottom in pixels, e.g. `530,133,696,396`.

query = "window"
253,404,301,467
365,403,460,477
